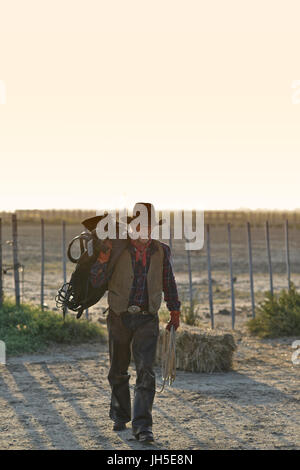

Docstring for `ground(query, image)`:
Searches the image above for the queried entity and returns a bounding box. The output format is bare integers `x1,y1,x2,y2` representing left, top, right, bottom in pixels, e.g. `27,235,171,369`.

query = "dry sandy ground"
0,333,299,450
1,223,300,449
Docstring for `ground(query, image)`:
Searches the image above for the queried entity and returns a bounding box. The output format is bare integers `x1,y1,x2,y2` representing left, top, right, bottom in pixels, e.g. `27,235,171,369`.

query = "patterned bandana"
130,238,152,267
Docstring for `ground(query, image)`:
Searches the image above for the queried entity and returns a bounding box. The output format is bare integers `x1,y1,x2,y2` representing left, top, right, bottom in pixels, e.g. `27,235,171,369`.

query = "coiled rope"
157,325,176,393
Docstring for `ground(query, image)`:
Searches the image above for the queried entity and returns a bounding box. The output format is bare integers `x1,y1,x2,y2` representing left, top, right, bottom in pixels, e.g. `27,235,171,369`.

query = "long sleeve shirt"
89,239,181,312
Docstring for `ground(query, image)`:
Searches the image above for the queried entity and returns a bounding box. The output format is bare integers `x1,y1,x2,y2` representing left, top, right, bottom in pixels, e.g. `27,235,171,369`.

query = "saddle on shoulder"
56,215,129,319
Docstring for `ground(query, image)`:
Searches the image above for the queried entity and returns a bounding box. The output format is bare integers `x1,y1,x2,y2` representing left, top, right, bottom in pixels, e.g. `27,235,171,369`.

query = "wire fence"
1,214,300,329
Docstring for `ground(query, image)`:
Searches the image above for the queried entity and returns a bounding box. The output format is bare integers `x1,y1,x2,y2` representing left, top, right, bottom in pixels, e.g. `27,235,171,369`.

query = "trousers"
106,308,159,436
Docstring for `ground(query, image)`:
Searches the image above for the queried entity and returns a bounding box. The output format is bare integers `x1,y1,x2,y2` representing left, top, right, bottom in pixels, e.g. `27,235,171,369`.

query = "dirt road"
0,333,299,450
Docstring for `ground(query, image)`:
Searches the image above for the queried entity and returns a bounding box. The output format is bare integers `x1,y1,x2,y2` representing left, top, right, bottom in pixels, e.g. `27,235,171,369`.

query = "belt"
127,305,150,315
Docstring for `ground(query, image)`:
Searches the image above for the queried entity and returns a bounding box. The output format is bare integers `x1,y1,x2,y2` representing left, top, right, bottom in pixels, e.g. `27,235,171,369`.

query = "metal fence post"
169,227,173,251
62,221,67,285
0,218,3,307
12,214,20,306
186,242,193,314
62,220,67,315
265,221,273,295
247,222,255,318
206,224,214,329
227,223,235,329
285,219,291,290
41,218,45,310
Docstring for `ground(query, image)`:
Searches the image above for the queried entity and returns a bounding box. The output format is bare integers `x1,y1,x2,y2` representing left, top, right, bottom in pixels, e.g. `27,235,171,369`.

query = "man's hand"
166,311,180,331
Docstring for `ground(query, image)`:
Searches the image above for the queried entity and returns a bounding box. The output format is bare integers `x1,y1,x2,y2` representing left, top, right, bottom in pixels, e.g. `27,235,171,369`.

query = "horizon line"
2,207,300,213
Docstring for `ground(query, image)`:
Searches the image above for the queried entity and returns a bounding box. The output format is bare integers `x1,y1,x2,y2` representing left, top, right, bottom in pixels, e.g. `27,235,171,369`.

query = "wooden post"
285,219,291,290
0,218,3,307
206,224,214,329
85,308,89,320
227,223,235,329
12,214,20,306
41,218,45,310
247,222,255,318
186,243,193,314
265,221,273,295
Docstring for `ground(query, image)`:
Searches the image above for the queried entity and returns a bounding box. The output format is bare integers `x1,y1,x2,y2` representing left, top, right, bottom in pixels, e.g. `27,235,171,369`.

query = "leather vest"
108,240,164,314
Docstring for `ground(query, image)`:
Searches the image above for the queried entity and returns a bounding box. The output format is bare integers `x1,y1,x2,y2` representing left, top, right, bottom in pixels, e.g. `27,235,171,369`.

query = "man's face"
137,224,152,243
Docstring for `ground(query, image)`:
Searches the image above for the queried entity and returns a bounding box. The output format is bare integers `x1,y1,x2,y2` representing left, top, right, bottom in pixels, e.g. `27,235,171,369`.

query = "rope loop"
157,325,176,393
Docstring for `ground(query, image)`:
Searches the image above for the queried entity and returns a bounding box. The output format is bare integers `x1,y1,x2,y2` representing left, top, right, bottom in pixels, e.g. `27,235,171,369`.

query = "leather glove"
166,311,180,331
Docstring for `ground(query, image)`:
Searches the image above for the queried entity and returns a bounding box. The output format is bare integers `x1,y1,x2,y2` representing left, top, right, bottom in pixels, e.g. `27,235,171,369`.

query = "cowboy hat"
120,202,165,227
81,212,132,232
82,203,164,232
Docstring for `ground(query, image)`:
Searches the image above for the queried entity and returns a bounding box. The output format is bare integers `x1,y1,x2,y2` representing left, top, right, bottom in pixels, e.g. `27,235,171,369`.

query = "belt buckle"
127,305,141,314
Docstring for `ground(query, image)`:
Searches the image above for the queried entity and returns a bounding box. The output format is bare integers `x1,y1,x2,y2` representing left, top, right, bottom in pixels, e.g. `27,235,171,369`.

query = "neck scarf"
131,238,152,267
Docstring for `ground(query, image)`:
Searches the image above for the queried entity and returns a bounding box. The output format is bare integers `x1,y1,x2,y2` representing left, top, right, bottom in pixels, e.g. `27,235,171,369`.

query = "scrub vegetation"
0,299,106,356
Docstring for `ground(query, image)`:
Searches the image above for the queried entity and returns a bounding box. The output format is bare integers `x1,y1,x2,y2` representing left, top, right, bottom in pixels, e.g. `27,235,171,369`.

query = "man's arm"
90,239,112,288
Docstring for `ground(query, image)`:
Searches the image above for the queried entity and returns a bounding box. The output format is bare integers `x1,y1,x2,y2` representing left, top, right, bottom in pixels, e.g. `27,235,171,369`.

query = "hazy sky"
0,1,300,211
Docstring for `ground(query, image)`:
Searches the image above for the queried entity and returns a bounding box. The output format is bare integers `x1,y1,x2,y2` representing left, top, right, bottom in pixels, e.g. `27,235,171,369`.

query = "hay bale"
156,325,236,373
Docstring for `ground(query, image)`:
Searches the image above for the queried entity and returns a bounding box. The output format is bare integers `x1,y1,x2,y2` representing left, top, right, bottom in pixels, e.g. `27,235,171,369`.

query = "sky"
0,0,300,211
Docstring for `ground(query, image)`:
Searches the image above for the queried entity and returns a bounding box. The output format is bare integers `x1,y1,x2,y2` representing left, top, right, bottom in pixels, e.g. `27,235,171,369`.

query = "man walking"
90,203,181,443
